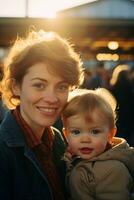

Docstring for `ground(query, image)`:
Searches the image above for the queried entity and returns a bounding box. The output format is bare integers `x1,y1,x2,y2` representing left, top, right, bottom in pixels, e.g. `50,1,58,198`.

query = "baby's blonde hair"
62,88,117,130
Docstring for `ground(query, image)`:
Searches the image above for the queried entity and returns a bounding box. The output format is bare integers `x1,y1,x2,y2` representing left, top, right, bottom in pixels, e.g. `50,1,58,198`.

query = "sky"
0,0,96,18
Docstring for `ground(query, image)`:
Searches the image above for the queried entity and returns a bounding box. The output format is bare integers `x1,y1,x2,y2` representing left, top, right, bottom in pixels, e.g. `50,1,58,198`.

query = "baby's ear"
108,127,117,142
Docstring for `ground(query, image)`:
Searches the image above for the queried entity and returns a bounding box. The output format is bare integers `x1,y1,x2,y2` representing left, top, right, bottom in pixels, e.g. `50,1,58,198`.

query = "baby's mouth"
80,147,93,154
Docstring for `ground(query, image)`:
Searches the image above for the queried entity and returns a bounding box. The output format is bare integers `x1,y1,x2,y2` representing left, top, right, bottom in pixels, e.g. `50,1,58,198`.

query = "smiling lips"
80,147,93,154
38,106,58,115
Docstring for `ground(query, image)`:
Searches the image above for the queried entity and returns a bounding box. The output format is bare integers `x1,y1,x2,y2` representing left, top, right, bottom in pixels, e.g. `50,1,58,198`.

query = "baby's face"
65,113,113,160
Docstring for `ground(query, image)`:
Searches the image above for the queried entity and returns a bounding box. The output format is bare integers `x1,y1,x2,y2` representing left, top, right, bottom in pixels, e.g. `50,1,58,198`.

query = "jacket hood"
91,137,134,179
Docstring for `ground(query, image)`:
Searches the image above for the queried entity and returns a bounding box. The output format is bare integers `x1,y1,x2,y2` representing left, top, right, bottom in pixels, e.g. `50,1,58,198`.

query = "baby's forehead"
66,113,110,133
67,109,108,124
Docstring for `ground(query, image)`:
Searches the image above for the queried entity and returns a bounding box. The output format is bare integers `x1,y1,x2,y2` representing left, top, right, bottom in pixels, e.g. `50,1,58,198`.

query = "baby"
62,88,134,200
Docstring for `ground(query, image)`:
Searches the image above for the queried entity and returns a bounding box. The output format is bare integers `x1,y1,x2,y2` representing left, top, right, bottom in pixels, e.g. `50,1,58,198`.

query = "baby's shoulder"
93,160,131,182
71,159,130,182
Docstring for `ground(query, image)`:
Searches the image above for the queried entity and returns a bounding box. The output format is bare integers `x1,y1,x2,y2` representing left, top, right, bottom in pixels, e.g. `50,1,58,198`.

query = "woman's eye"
70,130,81,135
33,83,45,90
58,84,69,92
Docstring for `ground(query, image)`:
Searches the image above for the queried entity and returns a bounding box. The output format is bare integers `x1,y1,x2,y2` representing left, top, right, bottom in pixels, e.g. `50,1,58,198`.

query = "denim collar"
0,111,27,147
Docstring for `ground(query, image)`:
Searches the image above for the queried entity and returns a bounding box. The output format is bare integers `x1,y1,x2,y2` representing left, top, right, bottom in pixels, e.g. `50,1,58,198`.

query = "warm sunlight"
0,0,94,18
28,0,86,18
28,0,63,18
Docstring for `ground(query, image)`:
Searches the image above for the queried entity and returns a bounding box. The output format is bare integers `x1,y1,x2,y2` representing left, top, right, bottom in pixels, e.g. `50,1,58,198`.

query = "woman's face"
13,62,70,134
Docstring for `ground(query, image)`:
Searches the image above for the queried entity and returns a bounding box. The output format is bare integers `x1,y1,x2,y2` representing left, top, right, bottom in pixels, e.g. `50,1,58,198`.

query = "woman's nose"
42,88,58,103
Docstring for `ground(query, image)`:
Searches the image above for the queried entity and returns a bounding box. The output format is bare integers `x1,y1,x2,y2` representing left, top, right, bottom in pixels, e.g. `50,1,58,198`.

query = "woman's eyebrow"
31,77,46,81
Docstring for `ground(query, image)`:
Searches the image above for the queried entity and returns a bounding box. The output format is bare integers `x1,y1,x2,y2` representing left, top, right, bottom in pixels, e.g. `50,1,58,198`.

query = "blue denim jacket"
0,111,66,200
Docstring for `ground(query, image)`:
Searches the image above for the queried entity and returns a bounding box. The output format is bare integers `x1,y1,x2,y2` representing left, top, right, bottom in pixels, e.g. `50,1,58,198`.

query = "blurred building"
0,0,134,69
57,0,134,69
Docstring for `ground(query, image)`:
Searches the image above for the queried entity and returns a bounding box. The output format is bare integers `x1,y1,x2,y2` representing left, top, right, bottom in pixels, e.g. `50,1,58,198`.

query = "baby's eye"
90,129,101,135
70,129,81,135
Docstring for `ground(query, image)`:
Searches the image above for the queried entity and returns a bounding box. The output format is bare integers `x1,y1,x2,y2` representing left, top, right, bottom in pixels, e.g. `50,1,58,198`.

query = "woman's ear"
11,79,21,96
108,127,117,143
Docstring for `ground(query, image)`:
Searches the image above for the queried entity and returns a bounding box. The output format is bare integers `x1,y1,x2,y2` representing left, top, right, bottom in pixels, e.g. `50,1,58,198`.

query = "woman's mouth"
38,107,58,115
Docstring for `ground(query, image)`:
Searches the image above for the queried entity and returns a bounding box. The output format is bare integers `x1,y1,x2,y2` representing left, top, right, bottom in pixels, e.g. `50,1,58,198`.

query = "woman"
0,29,83,200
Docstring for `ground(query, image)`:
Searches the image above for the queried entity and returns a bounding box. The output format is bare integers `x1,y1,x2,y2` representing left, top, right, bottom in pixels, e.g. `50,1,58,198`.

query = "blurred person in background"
86,62,109,90
80,68,92,89
129,66,134,93
109,64,134,146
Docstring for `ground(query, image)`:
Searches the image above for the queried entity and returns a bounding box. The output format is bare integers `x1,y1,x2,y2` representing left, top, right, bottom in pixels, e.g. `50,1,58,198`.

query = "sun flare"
28,0,71,18
28,0,89,18
0,0,91,18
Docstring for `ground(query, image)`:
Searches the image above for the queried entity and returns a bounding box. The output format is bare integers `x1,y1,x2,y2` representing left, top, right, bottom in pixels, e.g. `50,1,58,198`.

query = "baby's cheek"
68,141,77,154
95,142,106,153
